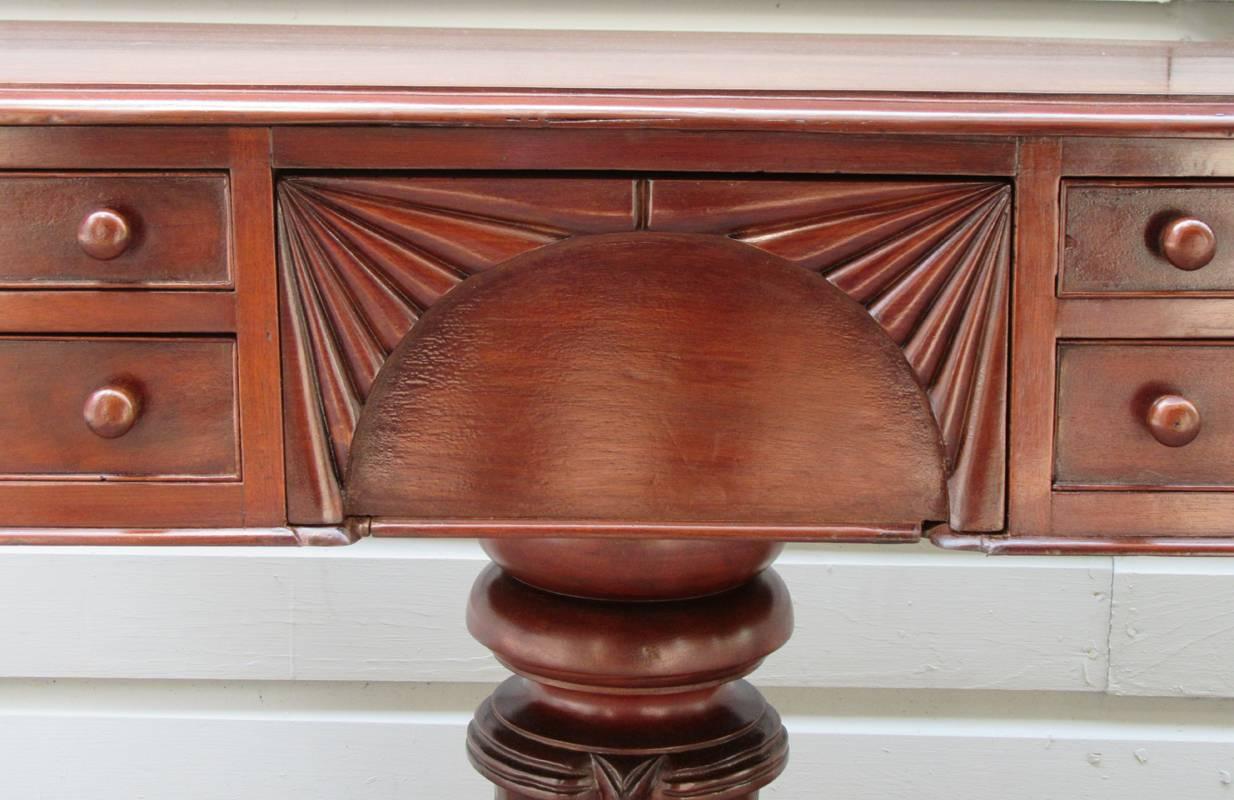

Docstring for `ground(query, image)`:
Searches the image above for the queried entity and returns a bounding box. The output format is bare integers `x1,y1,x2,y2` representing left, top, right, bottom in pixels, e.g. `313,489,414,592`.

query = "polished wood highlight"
0,173,231,288
1159,216,1217,271
1145,394,1203,448
82,382,142,440
3,84,1234,135
76,207,132,261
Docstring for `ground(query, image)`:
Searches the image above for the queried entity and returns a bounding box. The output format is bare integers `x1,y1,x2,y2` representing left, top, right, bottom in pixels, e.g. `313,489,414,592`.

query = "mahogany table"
3,23,1234,799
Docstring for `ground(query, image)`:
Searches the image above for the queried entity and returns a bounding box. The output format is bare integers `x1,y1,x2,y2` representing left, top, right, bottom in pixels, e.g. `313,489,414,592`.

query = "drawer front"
1055,342,1234,489
0,174,230,288
0,338,238,480
1062,182,1234,295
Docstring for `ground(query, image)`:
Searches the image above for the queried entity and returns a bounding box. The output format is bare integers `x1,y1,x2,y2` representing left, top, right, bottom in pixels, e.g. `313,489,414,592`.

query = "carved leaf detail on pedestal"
277,177,637,523
648,180,1011,532
592,756,666,800
467,695,789,799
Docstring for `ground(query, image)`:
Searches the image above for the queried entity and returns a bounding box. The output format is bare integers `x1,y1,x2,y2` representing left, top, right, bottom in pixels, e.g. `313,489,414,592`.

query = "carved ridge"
467,695,788,800
647,179,1011,531
279,176,647,523
279,176,1009,531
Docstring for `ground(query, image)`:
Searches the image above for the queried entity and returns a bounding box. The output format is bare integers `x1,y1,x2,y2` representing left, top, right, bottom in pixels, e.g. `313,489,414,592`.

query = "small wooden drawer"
1055,342,1234,490
0,173,230,288
1062,182,1234,295
0,337,239,480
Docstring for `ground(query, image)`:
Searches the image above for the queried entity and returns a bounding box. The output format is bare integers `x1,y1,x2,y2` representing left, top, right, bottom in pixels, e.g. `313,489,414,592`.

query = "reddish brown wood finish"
367,519,921,543
1051,493,1234,540
467,564,791,799
229,128,287,528
1055,342,1234,489
1061,137,1234,178
649,179,1010,532
1007,139,1062,537
0,126,233,169
76,207,132,261
281,174,1008,533
82,383,142,439
0,291,235,334
0,481,247,528
0,126,286,541
0,337,238,480
345,232,948,528
481,538,783,601
274,127,1016,175
277,176,637,524
1062,182,1234,295
3,83,1234,136
0,173,230,288
1055,297,1234,339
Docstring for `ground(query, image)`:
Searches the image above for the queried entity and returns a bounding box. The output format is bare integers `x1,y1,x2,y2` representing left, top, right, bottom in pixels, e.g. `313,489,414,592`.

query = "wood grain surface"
346,232,948,529
0,337,238,480
1063,182,1234,296
1056,342,1234,490
0,173,230,288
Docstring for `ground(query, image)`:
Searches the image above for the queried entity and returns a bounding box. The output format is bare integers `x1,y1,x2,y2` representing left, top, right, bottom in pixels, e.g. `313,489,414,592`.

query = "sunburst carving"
278,176,638,522
649,179,1011,532
280,176,1009,532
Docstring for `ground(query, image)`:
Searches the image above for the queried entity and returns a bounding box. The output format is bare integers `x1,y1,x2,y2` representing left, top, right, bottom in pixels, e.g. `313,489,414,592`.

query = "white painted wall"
0,0,1233,41
2,539,1233,797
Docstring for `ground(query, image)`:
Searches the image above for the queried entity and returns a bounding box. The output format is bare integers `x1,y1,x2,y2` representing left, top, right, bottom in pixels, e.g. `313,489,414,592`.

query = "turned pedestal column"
341,234,951,798
467,539,791,800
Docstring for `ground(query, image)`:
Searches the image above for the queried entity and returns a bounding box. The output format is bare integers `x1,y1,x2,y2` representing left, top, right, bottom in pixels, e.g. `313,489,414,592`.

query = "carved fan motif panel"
277,175,1009,532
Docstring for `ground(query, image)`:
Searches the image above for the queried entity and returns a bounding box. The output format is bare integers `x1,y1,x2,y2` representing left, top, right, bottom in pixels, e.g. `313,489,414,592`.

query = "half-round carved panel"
345,232,948,530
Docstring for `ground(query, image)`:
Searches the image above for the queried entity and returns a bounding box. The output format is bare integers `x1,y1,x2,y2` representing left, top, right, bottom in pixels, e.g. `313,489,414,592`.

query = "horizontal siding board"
1109,557,1234,698
0,541,1115,691
764,546,1112,691
2,681,1234,799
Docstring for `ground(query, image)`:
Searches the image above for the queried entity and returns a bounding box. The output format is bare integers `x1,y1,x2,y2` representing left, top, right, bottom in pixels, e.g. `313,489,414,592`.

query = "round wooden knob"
1146,394,1201,447
1159,217,1216,271
83,384,142,439
77,208,132,260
